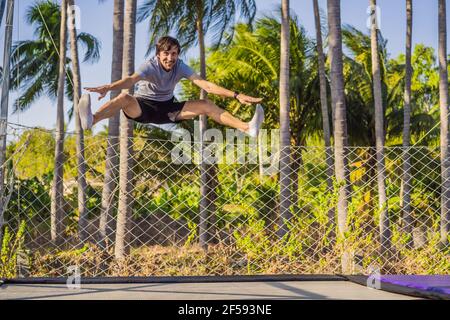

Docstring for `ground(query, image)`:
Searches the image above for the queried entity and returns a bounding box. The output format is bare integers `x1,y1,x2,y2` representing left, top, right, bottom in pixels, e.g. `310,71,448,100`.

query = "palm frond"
10,0,100,110
77,32,101,63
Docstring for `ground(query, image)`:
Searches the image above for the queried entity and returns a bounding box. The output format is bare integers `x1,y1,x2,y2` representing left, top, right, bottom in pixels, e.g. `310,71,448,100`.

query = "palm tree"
67,0,88,243
370,0,391,255
115,0,136,259
137,0,256,53
51,0,67,245
9,0,99,244
341,26,433,147
137,0,257,248
10,0,100,112
181,15,323,162
313,0,334,234
99,0,124,250
278,0,291,238
438,0,450,247
402,0,413,247
196,1,214,248
327,0,351,272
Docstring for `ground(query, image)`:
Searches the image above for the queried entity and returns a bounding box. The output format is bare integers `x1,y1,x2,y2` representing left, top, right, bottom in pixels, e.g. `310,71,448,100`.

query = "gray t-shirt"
135,56,195,101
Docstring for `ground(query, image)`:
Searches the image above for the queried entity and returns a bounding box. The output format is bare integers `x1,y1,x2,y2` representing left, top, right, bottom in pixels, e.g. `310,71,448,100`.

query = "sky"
1,0,449,133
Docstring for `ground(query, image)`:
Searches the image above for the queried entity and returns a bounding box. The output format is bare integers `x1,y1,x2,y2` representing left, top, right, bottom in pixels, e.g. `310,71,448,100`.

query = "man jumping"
79,36,264,137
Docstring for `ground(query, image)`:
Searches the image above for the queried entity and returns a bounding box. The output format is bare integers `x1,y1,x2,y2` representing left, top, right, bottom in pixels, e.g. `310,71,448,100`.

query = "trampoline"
0,275,448,300
346,275,450,300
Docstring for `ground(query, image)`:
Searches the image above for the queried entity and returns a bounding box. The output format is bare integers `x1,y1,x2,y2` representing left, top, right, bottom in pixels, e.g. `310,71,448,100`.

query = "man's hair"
156,36,181,55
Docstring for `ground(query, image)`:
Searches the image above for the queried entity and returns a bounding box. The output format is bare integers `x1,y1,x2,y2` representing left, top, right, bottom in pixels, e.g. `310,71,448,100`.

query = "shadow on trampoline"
0,283,311,300
265,282,327,299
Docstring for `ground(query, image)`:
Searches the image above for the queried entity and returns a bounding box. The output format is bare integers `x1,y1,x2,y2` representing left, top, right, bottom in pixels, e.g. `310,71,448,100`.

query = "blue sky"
1,0,449,133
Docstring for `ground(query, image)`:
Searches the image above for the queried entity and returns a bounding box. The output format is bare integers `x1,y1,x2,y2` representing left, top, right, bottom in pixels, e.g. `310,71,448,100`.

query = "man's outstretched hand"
237,94,263,106
84,85,110,100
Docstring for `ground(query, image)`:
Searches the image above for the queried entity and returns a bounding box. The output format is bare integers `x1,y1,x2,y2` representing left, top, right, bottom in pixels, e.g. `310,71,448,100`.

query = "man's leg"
176,100,250,133
92,93,142,126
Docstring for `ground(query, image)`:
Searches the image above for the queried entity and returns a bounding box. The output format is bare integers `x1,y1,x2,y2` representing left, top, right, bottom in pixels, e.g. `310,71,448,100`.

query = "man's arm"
188,73,262,105
84,73,142,100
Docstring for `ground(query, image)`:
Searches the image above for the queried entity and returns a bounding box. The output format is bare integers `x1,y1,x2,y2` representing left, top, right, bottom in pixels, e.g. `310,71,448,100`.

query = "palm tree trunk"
313,0,335,235
51,0,67,246
67,0,88,243
402,0,413,247
99,0,124,249
278,0,292,238
115,0,136,259
439,0,450,247
197,14,207,248
196,3,216,249
206,164,218,244
327,0,351,272
291,145,302,210
370,0,391,255
0,0,14,252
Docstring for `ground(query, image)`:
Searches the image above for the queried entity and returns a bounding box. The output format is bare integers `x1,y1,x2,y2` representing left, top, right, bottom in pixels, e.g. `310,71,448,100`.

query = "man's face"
157,47,179,71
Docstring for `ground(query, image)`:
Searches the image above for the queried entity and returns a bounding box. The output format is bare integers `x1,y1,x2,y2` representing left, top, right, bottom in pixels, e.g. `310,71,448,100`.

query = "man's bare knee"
120,94,141,118
117,92,132,103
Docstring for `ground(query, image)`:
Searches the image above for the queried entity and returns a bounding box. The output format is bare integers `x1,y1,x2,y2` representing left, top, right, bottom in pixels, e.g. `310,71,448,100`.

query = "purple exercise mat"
380,275,450,296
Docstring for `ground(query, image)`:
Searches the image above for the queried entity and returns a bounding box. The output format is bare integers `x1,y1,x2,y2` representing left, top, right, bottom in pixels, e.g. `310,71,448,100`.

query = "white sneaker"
247,104,264,138
78,93,93,130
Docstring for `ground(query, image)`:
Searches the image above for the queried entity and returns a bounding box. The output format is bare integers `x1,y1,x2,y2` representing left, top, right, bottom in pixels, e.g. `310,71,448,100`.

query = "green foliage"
0,221,27,279
150,182,200,222
233,218,270,272
388,44,440,144
64,132,107,180
231,177,339,272
6,177,51,223
9,129,54,181
184,220,198,247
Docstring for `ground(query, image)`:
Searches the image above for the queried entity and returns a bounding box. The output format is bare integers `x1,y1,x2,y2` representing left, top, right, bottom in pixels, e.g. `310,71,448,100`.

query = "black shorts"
125,96,186,124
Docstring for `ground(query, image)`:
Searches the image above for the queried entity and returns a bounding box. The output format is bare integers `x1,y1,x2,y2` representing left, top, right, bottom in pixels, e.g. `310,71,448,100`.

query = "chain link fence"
0,123,449,278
